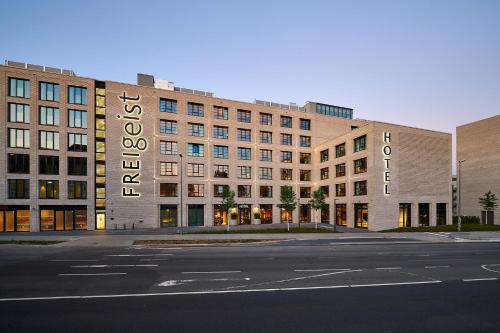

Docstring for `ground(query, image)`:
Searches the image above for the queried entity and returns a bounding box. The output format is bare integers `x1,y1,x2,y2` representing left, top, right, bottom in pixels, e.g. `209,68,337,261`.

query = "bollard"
132,223,135,230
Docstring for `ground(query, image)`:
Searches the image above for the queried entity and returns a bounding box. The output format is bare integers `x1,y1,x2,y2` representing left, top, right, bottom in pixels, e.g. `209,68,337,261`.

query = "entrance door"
213,205,227,226
299,204,311,223
239,205,251,225
6,211,15,232
188,205,204,226
96,212,106,230
160,205,178,227
56,210,65,231
418,203,430,226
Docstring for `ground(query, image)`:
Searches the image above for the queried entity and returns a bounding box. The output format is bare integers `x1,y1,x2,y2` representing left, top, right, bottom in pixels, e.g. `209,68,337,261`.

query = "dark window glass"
8,154,29,174
237,110,251,123
300,170,311,181
260,186,273,198
281,151,292,163
354,157,367,174
260,149,272,162
419,203,430,226
320,167,329,180
188,184,204,197
39,155,59,175
237,147,251,160
354,180,367,196
335,183,346,197
280,116,292,128
160,183,178,197
300,136,311,147
187,143,204,157
39,180,59,199
214,184,229,197
300,153,311,164
213,145,229,159
238,185,251,198
213,106,228,120
160,99,177,113
300,187,311,198
213,126,229,139
160,120,177,134
187,102,204,117
237,128,251,141
336,163,346,177
8,179,29,199
260,113,272,126
320,185,329,197
281,168,292,180
354,135,367,152
68,157,87,176
214,165,229,178
68,133,88,152
68,86,88,105
335,143,346,158
8,77,30,98
300,118,311,130
320,149,329,162
39,82,60,101
281,134,292,145
68,181,87,199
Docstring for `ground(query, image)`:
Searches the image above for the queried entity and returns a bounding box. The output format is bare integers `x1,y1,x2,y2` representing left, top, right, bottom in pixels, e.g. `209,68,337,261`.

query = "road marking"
375,267,402,270
139,258,169,262
58,273,127,276
294,268,351,272
71,264,158,268
181,271,241,274
105,254,173,257
350,280,442,288
159,278,251,286
425,265,450,269
425,232,448,238
463,278,498,282
481,264,500,274
337,236,385,239
49,259,99,262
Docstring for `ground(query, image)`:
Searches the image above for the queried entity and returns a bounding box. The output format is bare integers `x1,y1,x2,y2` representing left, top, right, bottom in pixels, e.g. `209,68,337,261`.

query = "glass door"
56,210,65,231
238,205,251,225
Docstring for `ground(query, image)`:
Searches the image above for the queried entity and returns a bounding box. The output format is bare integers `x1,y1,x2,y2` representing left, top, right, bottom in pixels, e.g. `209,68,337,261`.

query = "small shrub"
230,212,238,220
253,212,261,219
452,215,480,225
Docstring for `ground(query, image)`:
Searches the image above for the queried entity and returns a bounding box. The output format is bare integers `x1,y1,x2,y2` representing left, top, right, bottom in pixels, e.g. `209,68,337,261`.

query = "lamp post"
457,159,466,232
333,198,338,232
179,153,184,235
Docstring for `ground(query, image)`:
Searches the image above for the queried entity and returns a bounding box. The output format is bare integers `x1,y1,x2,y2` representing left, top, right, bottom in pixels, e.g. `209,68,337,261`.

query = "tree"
309,188,328,229
478,190,498,224
277,186,297,231
219,188,236,232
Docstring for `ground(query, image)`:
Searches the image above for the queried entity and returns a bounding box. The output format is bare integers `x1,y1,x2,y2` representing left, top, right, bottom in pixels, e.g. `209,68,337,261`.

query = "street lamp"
457,160,466,232
179,153,184,235
333,198,338,232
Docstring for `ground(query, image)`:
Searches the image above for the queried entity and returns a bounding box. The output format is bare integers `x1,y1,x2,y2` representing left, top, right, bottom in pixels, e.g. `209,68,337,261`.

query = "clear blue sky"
1,0,499,171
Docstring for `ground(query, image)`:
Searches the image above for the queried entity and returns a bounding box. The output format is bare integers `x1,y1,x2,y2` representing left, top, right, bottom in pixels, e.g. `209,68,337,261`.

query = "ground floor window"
160,205,177,227
238,205,251,225
96,210,106,230
213,205,227,226
281,209,292,223
419,203,430,226
188,205,204,226
335,204,347,226
321,204,329,223
436,203,446,225
399,203,411,228
260,204,272,224
0,206,30,232
299,204,311,223
40,206,87,231
354,203,368,228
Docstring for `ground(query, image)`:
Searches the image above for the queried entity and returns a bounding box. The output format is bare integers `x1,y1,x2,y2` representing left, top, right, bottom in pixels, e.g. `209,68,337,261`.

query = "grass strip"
383,224,500,232
0,240,64,245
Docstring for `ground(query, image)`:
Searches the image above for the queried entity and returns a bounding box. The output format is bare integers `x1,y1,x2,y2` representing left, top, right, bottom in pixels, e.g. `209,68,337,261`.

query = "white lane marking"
294,268,351,272
49,259,99,262
139,258,169,262
182,271,241,274
159,278,251,287
463,278,498,282
58,273,127,276
0,280,443,302
425,265,450,269
481,264,500,274
375,267,402,270
71,264,158,268
337,236,385,239
105,254,173,257
426,232,448,238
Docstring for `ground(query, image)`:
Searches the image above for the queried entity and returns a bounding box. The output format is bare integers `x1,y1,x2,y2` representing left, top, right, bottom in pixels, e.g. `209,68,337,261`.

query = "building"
0,60,452,232
452,175,457,216
457,115,500,224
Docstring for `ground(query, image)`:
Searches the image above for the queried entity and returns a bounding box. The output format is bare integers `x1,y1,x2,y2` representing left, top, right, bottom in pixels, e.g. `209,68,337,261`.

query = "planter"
230,218,238,226
253,218,261,225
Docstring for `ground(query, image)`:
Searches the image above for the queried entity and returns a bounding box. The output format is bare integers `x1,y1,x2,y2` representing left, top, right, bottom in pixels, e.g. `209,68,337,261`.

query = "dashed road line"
49,259,99,262
294,268,351,272
58,273,127,276
71,264,158,268
105,254,173,257
376,267,402,270
463,278,498,282
182,271,242,274
159,278,251,286
425,265,450,269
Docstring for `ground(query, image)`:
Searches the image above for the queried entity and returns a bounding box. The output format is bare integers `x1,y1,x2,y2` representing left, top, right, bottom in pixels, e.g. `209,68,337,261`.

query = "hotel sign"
383,131,391,195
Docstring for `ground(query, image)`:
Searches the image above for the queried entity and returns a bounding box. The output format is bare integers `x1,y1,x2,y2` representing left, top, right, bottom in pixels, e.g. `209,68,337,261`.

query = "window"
259,167,272,180
260,113,272,126
260,186,273,198
214,184,229,197
238,185,251,198
187,163,205,177
354,135,367,152
9,78,30,98
188,184,204,197
336,163,346,177
160,162,178,176
160,98,177,113
320,167,329,180
354,157,367,174
39,180,59,199
160,120,177,134
39,131,60,150
300,153,311,164
399,203,412,228
300,187,311,198
160,183,178,197
419,203,430,226
8,154,29,174
68,109,88,128
300,136,311,147
436,203,447,226
260,131,272,144
68,86,88,105
213,126,229,139
39,155,59,175
96,118,105,139
237,147,251,160
68,157,87,176
281,168,292,180
336,204,347,226
281,133,292,145
300,118,311,131
187,143,204,157
8,128,30,148
280,116,292,128
315,103,353,119
8,103,30,123
237,128,251,142
237,109,251,123
39,106,59,126
354,203,368,228
335,143,346,158
237,166,252,179
281,151,292,163
320,185,329,197
39,82,60,101
213,106,228,120
160,141,178,155
335,183,346,197
8,179,29,199
68,133,87,152
188,123,205,137
213,145,229,159
354,180,367,196
300,170,311,181
214,165,229,178
320,149,329,162
187,102,204,117
68,181,87,199
260,149,272,162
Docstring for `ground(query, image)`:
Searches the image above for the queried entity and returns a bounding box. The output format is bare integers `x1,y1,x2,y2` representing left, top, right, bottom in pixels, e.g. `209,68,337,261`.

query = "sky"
1,0,499,172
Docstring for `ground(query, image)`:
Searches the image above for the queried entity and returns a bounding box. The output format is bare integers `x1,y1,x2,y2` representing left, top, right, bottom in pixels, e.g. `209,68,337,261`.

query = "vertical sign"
383,131,391,195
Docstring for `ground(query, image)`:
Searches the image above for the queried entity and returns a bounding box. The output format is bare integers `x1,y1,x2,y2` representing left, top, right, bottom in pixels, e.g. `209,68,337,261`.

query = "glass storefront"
436,203,446,225
0,206,30,232
299,204,311,223
238,205,251,225
281,208,292,224
260,204,272,224
419,203,430,226
321,204,329,224
40,206,87,231
354,203,368,228
335,204,347,226
160,205,178,227
399,203,411,228
213,205,227,226
188,205,204,226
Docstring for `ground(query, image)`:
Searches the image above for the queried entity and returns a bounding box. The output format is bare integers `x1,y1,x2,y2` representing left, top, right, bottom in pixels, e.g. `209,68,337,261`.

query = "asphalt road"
1,239,500,332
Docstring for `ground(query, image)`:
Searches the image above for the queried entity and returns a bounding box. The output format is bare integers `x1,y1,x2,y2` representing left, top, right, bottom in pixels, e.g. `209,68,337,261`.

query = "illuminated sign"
383,131,391,195
118,92,148,197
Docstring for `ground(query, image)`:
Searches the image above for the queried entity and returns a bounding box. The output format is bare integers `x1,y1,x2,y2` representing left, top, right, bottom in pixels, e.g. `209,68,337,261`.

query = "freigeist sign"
118,92,148,197
383,131,391,195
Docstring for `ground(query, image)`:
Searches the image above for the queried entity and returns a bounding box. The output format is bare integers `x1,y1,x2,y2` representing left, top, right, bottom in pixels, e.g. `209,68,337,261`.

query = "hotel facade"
0,61,452,232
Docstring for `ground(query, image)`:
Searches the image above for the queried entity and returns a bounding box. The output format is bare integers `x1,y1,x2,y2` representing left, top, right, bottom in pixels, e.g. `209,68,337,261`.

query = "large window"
260,186,273,198
399,203,411,228
160,141,178,155
260,131,272,144
237,128,251,142
260,113,272,126
320,185,329,197
281,168,292,180
300,118,311,131
213,106,228,120
188,123,205,137
335,163,346,177
237,147,251,160
68,181,87,199
8,179,29,199
68,157,87,176
238,185,251,198
187,163,205,177
188,184,204,197
39,155,59,175
281,151,292,163
39,180,59,199
354,135,367,152
8,154,29,174
9,77,30,98
39,106,59,126
336,204,347,226
300,153,311,164
214,165,229,178
280,116,292,128
187,143,204,157
8,103,30,123
260,149,272,162
419,203,430,226
160,120,177,134
259,167,272,180
335,183,346,197
213,145,229,159
187,102,204,117
436,203,447,226
8,128,30,148
300,187,311,198
354,157,367,174
300,170,311,181
237,109,251,123
354,180,367,196
68,109,88,128
354,203,368,228
160,162,178,176
39,131,60,150
213,126,229,139
160,205,178,227
68,133,87,152
335,143,346,158
320,149,329,162
316,103,353,119
320,167,329,180
68,86,88,105
214,184,229,197
39,82,60,101
160,183,177,197
237,166,252,179
281,133,292,145
300,136,311,147
160,98,177,113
